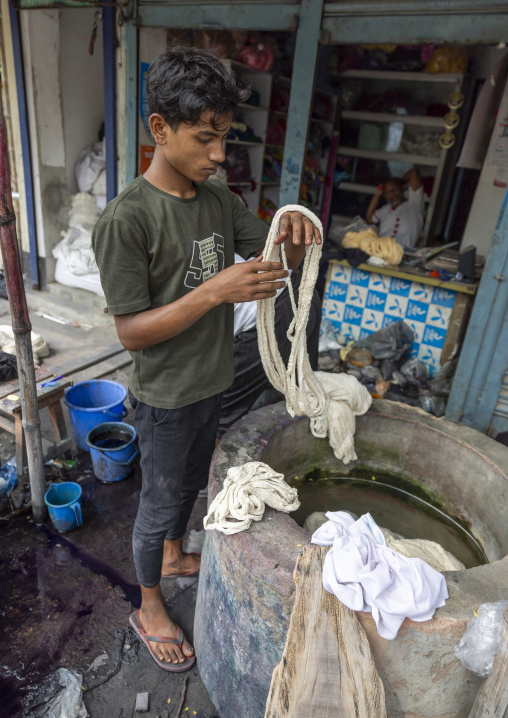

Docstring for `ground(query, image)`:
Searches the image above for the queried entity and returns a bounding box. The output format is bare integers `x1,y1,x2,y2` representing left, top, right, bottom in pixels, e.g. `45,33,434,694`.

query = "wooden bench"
0,368,73,477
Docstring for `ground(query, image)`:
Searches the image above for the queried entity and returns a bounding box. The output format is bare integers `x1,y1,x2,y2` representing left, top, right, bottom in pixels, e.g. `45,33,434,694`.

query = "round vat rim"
210,399,508,621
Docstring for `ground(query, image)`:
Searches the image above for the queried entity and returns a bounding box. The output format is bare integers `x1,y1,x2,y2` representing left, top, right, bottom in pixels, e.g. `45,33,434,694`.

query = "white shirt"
373,186,425,250
233,254,291,336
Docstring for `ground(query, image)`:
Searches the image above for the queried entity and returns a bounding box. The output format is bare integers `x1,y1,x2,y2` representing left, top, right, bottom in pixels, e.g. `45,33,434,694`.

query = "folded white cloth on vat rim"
312,511,449,640
203,461,300,535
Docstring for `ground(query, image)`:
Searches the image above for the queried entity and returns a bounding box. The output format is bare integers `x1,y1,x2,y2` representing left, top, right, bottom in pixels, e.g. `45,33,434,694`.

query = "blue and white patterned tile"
323,300,344,323
382,314,402,328
422,325,447,349
432,287,456,308
343,305,364,327
327,281,349,302
406,299,429,323
346,284,368,308
361,309,384,333
409,342,420,359
331,264,351,283
427,303,452,329
389,277,412,297
417,344,441,376
366,289,387,313
350,267,371,288
409,282,433,303
406,320,426,344
341,323,361,341
385,294,408,319
369,272,390,292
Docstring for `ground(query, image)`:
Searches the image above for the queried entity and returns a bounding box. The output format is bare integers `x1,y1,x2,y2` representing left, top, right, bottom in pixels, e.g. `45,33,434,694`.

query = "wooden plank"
0,365,52,400
264,544,386,718
331,259,477,295
50,341,125,378
468,608,508,718
68,350,131,384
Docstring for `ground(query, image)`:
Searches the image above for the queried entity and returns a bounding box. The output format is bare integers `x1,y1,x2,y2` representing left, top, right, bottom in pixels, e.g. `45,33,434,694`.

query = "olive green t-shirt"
92,176,268,408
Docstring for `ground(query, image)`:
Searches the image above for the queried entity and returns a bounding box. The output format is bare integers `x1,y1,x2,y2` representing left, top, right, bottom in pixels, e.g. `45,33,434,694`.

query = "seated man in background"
366,167,424,250
217,254,322,440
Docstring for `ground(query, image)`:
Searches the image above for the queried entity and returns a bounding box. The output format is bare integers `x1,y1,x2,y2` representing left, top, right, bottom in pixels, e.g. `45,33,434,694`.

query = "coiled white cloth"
203,461,300,535
312,511,449,640
257,205,372,464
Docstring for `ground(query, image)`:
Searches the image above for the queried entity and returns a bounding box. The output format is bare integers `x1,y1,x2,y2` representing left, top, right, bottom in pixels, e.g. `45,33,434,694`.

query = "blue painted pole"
279,0,324,207
8,0,39,289
120,20,137,190
103,6,117,202
446,186,508,426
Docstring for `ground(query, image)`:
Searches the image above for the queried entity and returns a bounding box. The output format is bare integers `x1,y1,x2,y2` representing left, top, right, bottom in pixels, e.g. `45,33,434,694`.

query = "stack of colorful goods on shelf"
227,121,262,143
258,196,277,224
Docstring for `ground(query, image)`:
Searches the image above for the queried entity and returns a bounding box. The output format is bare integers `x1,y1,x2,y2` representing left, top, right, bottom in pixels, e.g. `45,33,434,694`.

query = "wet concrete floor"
0,450,218,718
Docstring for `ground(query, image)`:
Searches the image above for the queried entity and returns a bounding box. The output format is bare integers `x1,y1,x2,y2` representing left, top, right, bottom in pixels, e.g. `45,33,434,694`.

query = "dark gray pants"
129,391,222,588
217,272,321,438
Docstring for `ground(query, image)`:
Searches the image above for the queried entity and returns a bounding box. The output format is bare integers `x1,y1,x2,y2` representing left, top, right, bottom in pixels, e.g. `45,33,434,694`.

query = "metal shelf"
338,181,431,202
226,139,263,146
337,146,440,166
335,70,463,83
341,110,443,128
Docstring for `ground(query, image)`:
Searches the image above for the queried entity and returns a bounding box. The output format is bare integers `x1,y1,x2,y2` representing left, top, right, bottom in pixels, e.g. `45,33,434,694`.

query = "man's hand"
269,210,322,269
274,211,322,247
208,256,289,305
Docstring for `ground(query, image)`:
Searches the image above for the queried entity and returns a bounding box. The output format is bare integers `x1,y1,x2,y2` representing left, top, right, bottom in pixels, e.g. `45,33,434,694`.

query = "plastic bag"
75,141,105,193
26,667,88,717
356,321,414,362
0,457,17,498
223,145,252,183
454,601,508,677
236,42,274,72
400,358,429,387
319,319,343,353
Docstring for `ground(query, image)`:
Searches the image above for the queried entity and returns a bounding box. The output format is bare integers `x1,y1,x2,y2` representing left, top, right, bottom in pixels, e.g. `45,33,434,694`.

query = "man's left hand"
274,211,322,247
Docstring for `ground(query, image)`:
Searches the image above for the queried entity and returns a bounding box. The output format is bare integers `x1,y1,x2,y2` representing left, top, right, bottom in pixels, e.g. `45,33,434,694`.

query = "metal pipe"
103,6,118,202
0,87,46,524
8,1,40,289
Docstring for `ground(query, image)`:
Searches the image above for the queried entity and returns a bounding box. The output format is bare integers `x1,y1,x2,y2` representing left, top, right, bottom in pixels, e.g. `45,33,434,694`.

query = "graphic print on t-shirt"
184,233,225,289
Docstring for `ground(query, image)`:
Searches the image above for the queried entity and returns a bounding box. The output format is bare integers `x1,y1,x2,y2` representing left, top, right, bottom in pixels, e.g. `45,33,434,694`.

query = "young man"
366,167,424,250
92,47,321,672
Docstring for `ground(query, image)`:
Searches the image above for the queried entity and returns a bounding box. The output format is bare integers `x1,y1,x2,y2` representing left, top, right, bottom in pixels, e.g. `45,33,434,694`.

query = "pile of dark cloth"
318,320,457,417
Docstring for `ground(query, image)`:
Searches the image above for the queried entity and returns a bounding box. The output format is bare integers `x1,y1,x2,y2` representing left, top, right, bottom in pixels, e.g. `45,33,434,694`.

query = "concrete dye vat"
194,400,508,718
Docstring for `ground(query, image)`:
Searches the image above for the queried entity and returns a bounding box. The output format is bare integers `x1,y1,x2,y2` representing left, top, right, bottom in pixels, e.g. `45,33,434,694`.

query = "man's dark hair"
383,178,405,192
147,47,251,130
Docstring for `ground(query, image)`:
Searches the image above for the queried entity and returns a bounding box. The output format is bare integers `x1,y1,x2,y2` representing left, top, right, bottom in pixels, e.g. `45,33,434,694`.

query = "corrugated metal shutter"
493,370,508,434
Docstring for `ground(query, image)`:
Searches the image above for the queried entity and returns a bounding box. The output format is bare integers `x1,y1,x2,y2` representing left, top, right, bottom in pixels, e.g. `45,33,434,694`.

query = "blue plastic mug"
44,482,83,533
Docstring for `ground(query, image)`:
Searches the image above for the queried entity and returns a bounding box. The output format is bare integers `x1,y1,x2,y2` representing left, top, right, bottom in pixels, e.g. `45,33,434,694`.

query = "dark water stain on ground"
0,448,215,718
0,517,140,716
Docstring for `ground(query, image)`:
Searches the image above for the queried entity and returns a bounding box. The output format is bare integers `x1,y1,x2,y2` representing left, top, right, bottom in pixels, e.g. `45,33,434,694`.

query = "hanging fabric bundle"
257,205,372,465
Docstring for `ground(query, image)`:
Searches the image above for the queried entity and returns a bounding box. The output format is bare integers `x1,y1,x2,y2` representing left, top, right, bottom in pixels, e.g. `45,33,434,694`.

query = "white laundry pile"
312,511,449,640
304,511,465,572
203,461,300,535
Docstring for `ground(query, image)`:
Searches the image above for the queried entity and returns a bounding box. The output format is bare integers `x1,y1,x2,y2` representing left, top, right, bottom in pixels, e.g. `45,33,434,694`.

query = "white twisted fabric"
203,461,300,535
257,205,372,464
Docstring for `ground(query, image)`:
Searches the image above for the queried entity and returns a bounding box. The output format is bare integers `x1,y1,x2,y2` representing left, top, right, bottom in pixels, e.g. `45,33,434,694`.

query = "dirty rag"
312,511,449,640
203,461,300,535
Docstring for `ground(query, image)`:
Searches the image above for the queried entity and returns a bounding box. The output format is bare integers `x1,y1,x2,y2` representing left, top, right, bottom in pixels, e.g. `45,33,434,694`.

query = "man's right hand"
209,256,289,305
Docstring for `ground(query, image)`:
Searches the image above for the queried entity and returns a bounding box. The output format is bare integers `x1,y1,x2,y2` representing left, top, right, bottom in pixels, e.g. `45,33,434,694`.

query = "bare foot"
161,537,201,578
139,585,194,664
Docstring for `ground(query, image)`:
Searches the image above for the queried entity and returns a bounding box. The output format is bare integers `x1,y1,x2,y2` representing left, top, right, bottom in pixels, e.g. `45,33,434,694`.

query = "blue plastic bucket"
86,422,139,483
44,482,83,533
64,380,128,451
